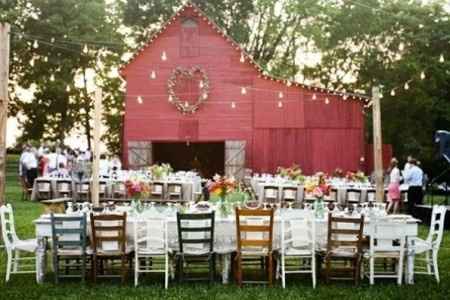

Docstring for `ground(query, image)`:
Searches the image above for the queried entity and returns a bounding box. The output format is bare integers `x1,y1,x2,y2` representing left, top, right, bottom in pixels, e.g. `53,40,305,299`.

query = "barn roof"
119,1,370,103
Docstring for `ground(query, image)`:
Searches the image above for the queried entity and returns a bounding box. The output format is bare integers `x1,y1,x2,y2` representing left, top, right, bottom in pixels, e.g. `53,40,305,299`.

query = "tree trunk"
82,67,92,150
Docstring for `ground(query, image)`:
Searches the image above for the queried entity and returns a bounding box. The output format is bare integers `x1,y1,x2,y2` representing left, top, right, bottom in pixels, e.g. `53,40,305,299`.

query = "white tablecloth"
34,209,418,284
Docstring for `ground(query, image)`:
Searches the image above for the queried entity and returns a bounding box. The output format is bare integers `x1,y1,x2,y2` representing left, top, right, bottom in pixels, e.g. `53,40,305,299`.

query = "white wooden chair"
410,205,447,283
0,204,37,282
365,220,406,285
152,182,164,200
134,218,170,288
263,186,279,204
280,210,316,288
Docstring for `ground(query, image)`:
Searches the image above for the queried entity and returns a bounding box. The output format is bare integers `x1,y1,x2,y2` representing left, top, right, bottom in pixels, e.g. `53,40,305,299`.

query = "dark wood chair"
20,176,32,201
112,182,127,200
281,187,298,206
324,188,338,203
36,179,52,200
262,186,279,205
176,211,216,283
324,213,365,285
90,213,133,284
234,208,275,287
50,213,89,283
55,180,72,198
76,181,90,202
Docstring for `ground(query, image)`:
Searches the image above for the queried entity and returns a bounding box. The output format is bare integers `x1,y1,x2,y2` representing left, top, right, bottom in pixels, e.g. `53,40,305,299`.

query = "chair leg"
312,255,316,289
268,254,273,287
81,255,86,284
370,257,374,285
13,250,20,272
6,251,12,282
53,255,59,284
235,255,242,287
92,255,97,284
121,255,127,284
325,257,331,284
135,256,139,287
281,254,286,288
398,255,404,286
165,254,169,289
432,251,440,283
425,251,431,274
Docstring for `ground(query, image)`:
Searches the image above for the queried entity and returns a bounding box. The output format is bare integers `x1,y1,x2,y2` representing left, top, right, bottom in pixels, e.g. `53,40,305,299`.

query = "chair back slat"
327,213,364,255
235,208,274,253
177,211,215,253
90,213,127,253
0,204,18,247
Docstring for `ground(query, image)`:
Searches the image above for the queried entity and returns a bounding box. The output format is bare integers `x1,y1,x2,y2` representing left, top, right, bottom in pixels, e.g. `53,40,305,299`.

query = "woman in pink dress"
386,158,401,214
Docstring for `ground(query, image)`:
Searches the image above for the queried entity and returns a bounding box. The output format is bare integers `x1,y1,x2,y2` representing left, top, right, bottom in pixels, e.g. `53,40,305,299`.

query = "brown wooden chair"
20,176,32,201
346,188,362,205
281,187,298,207
234,208,275,287
36,179,52,200
55,180,72,198
76,181,90,202
262,186,279,206
324,188,338,203
90,213,133,284
324,213,365,285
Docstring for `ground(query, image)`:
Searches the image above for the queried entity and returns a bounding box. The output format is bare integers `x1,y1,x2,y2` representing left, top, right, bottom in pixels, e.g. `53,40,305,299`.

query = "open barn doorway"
152,142,225,178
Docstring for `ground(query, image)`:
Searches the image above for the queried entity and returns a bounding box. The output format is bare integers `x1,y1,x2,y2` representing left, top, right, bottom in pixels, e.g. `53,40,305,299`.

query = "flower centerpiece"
276,164,305,183
149,163,173,180
345,170,368,183
208,174,237,217
125,179,151,213
304,172,331,218
333,168,345,178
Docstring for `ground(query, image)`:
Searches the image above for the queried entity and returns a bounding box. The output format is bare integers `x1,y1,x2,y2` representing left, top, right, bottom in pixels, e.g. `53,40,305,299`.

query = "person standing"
21,147,38,188
386,158,401,214
403,158,424,218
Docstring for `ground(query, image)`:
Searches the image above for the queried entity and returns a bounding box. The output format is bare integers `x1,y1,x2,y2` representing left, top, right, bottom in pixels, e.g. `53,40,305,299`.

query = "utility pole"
372,86,384,202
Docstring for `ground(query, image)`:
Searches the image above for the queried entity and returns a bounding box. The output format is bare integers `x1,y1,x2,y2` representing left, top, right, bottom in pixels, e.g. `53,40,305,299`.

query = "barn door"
225,140,246,179
128,141,152,169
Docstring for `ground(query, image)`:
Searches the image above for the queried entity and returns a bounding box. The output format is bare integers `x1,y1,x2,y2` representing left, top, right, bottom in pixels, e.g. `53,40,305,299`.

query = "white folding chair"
280,210,316,288
365,220,406,285
0,204,37,282
411,205,447,283
134,218,170,288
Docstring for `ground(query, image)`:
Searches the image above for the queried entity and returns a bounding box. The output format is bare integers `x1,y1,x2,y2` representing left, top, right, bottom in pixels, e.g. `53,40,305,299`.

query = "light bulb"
43,56,48,62
199,80,204,88
184,101,189,107
168,95,173,102
33,40,39,49
150,70,156,79
240,53,245,63
66,85,71,92
286,81,292,87
241,87,247,95
343,94,348,100
50,37,55,43
30,59,35,67
404,82,409,90
278,91,284,99
202,93,208,100
420,71,425,80
231,101,236,109
161,51,167,61
390,89,396,96
439,54,444,63
278,101,283,108
137,96,143,104
83,44,88,54
325,97,330,104
50,74,55,82
312,93,317,100
398,42,404,51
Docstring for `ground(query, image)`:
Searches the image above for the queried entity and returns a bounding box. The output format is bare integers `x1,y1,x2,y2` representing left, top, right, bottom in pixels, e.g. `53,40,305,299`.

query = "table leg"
406,238,415,284
35,236,47,283
221,254,231,284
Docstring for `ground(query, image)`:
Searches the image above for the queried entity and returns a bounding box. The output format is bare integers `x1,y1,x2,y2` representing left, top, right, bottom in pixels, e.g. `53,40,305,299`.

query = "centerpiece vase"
132,198,143,214
218,194,229,218
313,197,325,219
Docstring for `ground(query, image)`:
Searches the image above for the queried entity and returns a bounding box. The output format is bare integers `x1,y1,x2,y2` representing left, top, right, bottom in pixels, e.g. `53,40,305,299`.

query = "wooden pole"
91,88,102,207
372,86,384,202
0,23,10,206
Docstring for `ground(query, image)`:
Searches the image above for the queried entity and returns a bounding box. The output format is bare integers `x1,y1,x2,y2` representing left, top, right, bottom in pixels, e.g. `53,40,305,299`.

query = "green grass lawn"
1,154,450,299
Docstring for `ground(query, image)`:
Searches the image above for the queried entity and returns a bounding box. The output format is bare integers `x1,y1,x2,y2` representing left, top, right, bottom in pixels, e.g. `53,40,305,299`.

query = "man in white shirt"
99,154,110,178
403,158,424,217
20,147,38,187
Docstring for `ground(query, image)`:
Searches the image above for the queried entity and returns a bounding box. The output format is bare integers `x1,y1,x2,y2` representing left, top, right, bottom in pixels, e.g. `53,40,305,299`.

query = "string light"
43,56,48,62
150,70,156,79
390,89,396,96
50,74,55,82
50,37,55,43
199,80,204,88
312,93,317,100
231,101,236,109
161,51,167,61
241,87,247,95
30,59,34,66
398,42,405,51
286,81,292,87
33,40,39,49
420,71,426,80
325,97,330,104
439,54,445,63
240,53,245,63
278,91,284,99
202,93,208,100
168,95,173,102
82,44,88,54
184,101,189,107
404,82,409,90
137,96,143,104
66,85,71,92
277,101,283,108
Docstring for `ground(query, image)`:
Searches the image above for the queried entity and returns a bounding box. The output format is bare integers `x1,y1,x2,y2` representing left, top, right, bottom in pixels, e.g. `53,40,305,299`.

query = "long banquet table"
34,209,419,284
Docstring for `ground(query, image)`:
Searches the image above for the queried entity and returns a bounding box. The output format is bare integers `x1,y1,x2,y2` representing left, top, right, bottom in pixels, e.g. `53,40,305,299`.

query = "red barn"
120,2,369,178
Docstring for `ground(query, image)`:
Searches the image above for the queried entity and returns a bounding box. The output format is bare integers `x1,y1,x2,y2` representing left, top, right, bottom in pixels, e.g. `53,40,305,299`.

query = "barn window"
180,18,199,57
